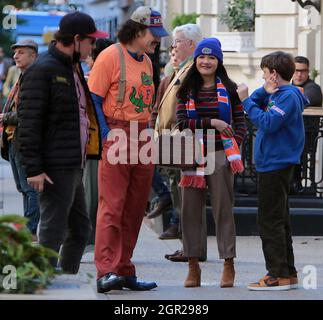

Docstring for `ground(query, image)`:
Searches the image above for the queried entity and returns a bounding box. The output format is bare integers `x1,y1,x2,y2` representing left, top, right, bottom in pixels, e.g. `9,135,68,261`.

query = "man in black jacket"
292,56,322,107
17,12,107,273
292,56,323,194
291,56,322,194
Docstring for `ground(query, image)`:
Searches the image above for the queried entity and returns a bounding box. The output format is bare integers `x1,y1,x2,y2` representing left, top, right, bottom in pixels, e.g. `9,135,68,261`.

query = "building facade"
143,0,320,90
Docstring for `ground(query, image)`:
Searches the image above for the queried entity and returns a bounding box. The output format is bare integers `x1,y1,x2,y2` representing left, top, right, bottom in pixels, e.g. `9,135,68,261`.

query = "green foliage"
220,0,255,32
0,214,58,294
171,13,200,29
311,69,319,82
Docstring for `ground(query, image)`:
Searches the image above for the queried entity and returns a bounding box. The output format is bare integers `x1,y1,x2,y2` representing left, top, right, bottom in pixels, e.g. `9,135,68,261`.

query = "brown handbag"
155,128,202,169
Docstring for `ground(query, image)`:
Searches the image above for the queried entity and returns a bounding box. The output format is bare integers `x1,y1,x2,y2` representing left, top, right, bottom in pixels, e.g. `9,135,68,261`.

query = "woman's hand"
211,119,233,137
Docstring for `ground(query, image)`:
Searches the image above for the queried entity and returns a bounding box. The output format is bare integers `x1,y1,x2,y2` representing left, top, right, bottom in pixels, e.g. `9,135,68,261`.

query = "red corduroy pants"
95,119,154,279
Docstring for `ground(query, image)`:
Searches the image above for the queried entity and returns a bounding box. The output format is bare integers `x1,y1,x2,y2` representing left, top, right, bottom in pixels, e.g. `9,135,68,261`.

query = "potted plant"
216,0,256,52
220,0,255,32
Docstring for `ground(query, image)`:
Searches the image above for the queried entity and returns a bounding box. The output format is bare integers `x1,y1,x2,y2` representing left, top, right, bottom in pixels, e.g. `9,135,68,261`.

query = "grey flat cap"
11,39,38,53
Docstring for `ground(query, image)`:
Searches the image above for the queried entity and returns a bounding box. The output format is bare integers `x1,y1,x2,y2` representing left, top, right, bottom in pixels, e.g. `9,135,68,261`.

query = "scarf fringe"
179,175,206,189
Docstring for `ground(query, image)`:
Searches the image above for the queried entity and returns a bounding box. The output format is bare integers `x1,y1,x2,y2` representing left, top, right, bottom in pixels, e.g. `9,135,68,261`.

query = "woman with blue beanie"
176,38,247,288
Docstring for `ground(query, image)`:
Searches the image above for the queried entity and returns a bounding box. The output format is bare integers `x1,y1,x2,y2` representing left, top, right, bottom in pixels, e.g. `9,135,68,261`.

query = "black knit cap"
59,11,108,38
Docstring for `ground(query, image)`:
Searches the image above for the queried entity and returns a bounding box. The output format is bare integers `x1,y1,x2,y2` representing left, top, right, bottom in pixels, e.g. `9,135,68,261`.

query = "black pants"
258,166,297,278
39,169,91,273
83,159,99,245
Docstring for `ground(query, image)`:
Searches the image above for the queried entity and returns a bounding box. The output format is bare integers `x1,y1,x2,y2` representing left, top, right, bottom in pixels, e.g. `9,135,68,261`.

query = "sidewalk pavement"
1,218,322,300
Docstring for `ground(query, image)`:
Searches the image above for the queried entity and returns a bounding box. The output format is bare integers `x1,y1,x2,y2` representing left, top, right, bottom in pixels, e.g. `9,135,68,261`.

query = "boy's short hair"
260,51,295,81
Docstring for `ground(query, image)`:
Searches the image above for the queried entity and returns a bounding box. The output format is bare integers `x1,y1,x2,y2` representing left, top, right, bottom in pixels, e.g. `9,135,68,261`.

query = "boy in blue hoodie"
237,51,307,291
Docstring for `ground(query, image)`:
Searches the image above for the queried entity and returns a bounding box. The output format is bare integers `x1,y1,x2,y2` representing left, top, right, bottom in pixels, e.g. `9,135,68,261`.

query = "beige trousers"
182,150,236,259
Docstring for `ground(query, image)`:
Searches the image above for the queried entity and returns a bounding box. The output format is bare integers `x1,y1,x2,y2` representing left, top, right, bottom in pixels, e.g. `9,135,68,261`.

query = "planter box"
214,32,255,52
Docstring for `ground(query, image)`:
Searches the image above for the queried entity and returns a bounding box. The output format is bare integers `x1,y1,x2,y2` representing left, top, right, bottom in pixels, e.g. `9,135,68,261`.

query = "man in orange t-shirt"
88,6,168,293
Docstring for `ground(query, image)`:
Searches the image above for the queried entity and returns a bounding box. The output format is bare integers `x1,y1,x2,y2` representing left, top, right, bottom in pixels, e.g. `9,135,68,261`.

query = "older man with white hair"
150,23,208,262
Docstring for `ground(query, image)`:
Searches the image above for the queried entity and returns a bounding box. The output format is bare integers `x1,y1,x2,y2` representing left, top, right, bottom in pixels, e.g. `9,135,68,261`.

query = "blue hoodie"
242,85,307,172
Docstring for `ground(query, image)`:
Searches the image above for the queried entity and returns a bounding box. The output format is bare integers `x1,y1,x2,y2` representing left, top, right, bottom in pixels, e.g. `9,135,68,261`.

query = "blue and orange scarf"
179,77,244,189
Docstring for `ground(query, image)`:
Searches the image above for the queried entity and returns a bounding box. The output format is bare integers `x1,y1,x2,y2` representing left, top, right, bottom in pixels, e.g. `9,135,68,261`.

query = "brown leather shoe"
159,224,179,240
165,249,206,262
165,249,183,260
147,197,172,219
167,250,188,262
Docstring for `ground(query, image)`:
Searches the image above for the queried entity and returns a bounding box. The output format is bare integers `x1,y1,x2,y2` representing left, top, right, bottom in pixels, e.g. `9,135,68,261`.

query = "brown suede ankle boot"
220,258,235,288
184,258,201,287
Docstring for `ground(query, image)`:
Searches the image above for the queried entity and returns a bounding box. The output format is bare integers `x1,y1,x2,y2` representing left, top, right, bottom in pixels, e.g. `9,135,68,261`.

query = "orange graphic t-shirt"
88,44,154,123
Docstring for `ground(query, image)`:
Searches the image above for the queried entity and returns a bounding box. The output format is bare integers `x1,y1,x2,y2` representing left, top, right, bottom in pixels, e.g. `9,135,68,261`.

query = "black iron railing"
235,109,323,198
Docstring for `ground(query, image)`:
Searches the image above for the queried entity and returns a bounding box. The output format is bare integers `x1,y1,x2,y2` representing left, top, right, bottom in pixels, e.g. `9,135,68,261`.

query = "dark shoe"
159,224,179,240
146,197,172,219
123,275,157,291
168,250,188,262
165,249,183,260
290,182,304,195
165,249,206,262
97,273,125,293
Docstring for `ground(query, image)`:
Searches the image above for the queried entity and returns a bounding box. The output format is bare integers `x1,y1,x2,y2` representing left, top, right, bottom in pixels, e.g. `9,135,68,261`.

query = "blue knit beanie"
193,37,223,63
